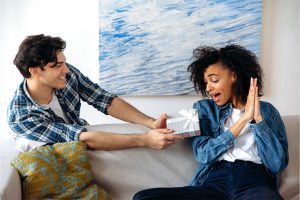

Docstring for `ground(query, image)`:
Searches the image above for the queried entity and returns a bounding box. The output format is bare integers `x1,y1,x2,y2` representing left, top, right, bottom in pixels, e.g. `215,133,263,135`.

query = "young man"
7,34,180,151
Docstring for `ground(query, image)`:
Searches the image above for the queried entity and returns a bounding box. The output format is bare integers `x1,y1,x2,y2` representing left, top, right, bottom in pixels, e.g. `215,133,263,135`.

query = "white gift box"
167,109,201,138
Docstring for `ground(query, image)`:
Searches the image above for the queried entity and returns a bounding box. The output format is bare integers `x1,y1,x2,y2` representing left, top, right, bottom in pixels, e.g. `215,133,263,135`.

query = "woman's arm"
191,131,236,164
251,107,289,173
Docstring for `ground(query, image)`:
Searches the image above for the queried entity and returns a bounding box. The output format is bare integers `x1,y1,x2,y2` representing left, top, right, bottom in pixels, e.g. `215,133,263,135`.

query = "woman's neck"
230,96,245,110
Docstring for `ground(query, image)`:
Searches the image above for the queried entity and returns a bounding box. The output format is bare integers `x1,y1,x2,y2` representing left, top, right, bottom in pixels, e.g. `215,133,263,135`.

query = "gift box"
167,109,201,138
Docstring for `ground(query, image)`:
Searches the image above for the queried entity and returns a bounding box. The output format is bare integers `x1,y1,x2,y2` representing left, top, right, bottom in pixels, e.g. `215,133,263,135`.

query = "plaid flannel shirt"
7,63,117,143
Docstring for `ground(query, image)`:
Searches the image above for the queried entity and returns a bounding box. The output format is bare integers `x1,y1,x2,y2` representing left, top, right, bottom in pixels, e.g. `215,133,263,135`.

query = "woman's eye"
212,80,219,83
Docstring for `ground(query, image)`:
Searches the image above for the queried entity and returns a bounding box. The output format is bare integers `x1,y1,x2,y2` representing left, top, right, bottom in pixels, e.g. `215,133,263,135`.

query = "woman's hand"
254,84,263,123
244,78,262,123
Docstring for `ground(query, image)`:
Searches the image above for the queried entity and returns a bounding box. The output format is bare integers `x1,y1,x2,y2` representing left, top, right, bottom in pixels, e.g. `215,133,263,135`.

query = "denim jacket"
189,99,289,186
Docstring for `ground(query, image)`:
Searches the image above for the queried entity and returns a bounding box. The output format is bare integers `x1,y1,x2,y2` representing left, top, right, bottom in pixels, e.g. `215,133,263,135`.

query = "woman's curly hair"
187,44,263,104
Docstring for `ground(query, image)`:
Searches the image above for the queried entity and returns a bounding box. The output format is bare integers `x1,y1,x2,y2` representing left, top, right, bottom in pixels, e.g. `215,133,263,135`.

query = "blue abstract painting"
99,0,262,95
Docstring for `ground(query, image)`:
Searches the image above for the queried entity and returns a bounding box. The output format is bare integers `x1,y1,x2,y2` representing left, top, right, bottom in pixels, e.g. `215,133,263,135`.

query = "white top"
42,92,70,124
219,108,262,164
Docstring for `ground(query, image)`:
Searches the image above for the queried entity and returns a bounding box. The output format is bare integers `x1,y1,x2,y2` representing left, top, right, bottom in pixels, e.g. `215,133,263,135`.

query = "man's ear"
28,67,39,77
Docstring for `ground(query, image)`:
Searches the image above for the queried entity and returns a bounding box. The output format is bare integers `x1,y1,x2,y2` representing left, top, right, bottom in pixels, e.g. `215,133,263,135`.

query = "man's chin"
55,84,66,89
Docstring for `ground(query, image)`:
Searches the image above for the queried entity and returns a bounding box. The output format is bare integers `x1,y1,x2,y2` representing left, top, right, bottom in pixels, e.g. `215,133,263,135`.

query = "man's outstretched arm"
107,97,167,129
78,128,180,150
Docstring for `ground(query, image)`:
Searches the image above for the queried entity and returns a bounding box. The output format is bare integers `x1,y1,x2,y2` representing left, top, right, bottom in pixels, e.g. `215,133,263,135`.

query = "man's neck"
26,79,54,104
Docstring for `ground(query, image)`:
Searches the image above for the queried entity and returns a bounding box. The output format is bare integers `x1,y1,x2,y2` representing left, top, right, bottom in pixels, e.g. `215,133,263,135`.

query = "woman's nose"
206,83,212,92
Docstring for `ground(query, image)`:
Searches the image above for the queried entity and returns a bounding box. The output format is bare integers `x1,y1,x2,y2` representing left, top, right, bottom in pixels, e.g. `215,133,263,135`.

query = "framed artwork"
99,0,262,95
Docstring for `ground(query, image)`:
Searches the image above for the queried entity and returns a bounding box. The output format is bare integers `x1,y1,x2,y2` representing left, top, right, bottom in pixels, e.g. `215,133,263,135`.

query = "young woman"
133,45,288,200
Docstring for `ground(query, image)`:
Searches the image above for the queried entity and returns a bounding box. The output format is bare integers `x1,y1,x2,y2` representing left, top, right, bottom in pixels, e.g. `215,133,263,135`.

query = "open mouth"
211,93,221,102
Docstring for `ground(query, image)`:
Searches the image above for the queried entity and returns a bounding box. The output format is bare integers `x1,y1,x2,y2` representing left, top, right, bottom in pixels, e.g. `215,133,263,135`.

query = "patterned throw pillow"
11,141,111,200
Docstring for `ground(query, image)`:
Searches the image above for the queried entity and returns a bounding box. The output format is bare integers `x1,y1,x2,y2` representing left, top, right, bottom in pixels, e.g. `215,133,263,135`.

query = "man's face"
36,51,69,89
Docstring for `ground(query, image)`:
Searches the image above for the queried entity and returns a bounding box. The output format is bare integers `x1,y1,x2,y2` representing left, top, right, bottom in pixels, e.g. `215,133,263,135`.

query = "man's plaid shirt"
7,63,116,143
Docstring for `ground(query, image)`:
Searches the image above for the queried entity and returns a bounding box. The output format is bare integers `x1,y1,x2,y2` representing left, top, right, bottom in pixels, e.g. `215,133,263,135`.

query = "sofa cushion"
11,141,111,200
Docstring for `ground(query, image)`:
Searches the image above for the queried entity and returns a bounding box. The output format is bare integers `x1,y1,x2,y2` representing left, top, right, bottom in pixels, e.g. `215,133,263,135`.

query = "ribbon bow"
178,109,198,131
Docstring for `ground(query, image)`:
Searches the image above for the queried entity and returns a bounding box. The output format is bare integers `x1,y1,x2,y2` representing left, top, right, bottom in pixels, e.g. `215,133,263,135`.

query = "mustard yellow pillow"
11,141,111,200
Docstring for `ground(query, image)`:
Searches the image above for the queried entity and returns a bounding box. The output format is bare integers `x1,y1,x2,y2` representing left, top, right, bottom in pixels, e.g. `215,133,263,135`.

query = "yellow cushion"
11,141,111,200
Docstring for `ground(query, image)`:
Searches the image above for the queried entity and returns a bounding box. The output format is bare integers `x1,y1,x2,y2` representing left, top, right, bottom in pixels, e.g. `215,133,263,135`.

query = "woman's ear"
231,72,237,82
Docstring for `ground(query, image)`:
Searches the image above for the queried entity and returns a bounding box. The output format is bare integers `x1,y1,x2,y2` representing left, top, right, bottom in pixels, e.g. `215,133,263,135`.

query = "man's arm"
107,97,166,129
79,97,182,150
69,65,166,128
78,128,179,150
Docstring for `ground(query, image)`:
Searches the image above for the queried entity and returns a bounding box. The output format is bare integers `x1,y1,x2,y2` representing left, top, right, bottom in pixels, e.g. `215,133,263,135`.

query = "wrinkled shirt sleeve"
190,102,236,165
250,106,289,173
68,64,117,114
8,108,87,143
191,131,236,165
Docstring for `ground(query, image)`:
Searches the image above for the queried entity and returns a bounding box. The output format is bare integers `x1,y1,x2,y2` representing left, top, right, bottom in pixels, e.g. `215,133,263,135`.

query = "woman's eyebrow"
207,74,219,77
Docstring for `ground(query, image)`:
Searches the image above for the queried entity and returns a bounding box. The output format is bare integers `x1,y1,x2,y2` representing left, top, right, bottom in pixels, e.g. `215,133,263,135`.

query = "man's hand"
142,129,181,150
151,113,167,129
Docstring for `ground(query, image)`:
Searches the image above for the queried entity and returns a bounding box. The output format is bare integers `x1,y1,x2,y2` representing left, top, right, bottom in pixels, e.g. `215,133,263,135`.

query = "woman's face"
204,61,239,107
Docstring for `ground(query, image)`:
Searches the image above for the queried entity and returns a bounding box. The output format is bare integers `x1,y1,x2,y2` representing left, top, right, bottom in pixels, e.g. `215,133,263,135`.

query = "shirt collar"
22,79,49,110
218,102,232,110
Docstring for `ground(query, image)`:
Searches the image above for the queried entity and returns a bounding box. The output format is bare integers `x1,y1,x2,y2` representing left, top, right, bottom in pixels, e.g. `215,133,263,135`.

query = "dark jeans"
133,160,283,200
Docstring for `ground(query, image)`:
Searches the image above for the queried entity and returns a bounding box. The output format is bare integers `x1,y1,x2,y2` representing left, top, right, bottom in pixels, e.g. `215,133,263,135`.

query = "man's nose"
62,63,69,73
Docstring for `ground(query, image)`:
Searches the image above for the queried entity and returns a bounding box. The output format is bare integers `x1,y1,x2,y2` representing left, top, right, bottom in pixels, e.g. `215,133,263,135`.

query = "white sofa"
1,115,299,200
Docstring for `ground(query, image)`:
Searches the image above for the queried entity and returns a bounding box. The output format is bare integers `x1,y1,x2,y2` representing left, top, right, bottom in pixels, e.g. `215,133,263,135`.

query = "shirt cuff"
221,131,236,147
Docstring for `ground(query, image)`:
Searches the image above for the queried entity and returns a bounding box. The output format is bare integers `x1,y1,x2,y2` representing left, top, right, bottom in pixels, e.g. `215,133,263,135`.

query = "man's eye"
55,63,64,67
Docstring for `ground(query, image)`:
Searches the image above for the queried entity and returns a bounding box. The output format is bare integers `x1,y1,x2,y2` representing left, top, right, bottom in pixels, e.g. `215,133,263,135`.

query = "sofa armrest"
0,137,21,200
279,115,300,200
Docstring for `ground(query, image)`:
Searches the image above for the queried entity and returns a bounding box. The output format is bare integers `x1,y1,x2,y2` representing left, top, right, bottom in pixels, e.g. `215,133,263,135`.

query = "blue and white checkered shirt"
7,63,117,143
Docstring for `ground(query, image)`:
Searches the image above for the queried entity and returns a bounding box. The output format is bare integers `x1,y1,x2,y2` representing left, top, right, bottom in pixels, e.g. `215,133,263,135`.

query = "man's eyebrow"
50,60,66,67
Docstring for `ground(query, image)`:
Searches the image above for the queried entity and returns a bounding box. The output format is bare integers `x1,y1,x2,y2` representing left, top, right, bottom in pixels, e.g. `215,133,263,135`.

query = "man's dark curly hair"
187,44,263,104
14,34,66,78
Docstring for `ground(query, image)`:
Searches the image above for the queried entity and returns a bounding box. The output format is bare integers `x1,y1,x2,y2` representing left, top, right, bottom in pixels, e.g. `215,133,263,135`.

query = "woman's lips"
212,93,221,102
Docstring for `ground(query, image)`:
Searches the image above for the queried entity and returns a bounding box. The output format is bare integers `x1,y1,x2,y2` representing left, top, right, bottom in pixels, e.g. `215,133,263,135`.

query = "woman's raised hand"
244,78,262,123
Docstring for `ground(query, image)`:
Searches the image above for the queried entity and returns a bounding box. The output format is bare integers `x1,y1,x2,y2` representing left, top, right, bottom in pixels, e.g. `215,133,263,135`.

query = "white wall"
0,0,299,137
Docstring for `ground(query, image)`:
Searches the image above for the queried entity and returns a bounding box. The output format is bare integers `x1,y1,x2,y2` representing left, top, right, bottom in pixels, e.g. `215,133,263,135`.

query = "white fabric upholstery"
0,137,21,200
1,116,299,200
87,124,197,200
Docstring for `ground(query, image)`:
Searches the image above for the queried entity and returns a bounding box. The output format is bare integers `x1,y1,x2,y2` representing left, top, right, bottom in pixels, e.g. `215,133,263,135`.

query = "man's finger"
157,128,174,134
163,133,182,140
